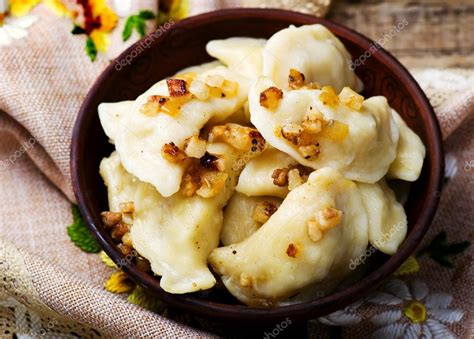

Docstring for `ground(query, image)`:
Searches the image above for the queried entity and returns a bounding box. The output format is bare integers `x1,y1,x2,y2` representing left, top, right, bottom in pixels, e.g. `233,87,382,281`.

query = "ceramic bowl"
71,8,444,324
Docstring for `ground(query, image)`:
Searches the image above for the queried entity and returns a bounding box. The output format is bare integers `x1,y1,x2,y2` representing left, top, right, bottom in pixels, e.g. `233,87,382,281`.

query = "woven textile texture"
0,0,472,337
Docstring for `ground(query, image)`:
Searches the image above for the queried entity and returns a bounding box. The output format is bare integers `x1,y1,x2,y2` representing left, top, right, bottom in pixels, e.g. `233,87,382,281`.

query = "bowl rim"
71,8,444,323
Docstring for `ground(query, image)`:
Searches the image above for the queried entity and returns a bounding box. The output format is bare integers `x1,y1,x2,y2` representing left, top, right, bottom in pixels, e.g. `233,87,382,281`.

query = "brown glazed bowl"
71,9,444,324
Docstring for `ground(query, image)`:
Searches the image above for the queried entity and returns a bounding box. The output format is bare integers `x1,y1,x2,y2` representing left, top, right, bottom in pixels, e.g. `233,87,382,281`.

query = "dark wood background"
328,0,473,68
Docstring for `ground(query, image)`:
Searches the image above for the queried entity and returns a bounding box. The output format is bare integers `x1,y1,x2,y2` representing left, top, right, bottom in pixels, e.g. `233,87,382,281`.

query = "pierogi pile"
98,24,426,307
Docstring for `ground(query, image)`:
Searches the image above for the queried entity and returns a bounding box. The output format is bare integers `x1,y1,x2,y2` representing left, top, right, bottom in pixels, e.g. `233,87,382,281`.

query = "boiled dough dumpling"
100,151,139,213
221,192,282,245
131,142,243,294
235,148,297,198
263,24,362,92
175,60,223,75
114,66,249,197
388,110,426,181
209,168,369,307
206,38,266,79
132,182,222,293
357,180,407,255
98,101,134,144
249,77,399,183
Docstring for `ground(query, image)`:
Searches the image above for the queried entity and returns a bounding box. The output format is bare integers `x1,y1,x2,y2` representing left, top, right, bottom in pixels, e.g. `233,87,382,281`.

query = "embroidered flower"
89,28,108,51
43,0,74,17
128,286,166,313
0,14,36,46
99,250,117,268
9,0,40,17
104,270,135,294
393,255,420,276
72,0,118,60
368,279,463,338
91,0,117,32
158,0,188,24
317,299,364,326
100,253,168,313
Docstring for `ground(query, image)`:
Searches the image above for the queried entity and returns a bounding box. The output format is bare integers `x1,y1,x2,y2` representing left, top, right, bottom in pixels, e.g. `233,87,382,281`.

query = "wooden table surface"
328,0,474,69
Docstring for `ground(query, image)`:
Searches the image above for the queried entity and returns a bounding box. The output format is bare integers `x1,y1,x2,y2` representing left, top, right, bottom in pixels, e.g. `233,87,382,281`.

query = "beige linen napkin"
0,1,214,337
0,1,472,338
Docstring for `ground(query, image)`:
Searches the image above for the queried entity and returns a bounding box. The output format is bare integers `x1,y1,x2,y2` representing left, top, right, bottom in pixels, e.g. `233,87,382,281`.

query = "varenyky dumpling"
132,181,222,293
235,148,298,198
357,180,407,255
98,62,226,145
100,151,139,214
249,77,399,183
206,38,266,79
388,110,426,181
175,60,223,75
209,168,369,307
98,101,134,144
263,24,363,92
130,141,250,294
221,192,282,246
113,66,249,197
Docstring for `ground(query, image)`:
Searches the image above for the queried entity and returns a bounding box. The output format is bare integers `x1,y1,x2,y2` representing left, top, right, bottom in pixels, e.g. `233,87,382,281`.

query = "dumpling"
208,168,369,307
175,60,223,74
98,101,134,143
221,192,282,245
130,142,245,294
388,110,426,181
263,24,362,92
131,181,224,293
357,180,407,255
249,77,399,183
206,38,266,79
113,66,250,197
100,151,139,213
235,148,297,198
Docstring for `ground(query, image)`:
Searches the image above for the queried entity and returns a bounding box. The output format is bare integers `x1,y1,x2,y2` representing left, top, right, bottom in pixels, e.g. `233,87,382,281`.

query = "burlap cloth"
0,1,472,338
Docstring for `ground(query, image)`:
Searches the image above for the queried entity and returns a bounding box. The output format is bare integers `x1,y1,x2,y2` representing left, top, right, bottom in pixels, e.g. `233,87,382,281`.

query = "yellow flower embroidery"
43,0,73,18
81,0,118,59
105,270,135,294
393,255,420,276
168,0,189,20
90,29,109,52
9,0,41,17
89,0,106,16
97,6,117,32
403,301,427,323
158,0,189,24
99,250,117,268
128,286,165,312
